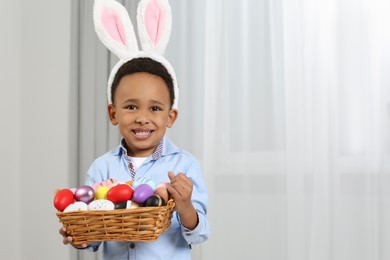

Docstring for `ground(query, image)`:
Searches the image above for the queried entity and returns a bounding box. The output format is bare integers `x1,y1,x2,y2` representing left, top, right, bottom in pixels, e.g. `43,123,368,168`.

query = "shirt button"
129,243,136,249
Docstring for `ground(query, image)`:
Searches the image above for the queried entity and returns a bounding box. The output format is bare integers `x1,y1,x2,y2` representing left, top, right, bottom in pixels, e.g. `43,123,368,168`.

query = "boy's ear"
108,104,118,125
167,109,178,128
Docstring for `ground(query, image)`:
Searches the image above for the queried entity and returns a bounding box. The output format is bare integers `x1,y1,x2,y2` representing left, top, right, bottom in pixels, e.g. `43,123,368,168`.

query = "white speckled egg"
63,201,88,212
88,199,115,210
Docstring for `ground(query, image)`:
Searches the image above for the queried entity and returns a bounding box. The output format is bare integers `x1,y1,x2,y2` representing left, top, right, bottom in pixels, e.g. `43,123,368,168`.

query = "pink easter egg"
74,185,95,204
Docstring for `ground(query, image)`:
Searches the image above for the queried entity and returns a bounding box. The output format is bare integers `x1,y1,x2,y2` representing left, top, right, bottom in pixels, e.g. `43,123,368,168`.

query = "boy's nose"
135,116,149,124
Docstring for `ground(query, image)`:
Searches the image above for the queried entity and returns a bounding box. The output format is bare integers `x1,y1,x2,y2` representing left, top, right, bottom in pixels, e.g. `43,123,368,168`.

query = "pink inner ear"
145,0,165,45
101,7,126,45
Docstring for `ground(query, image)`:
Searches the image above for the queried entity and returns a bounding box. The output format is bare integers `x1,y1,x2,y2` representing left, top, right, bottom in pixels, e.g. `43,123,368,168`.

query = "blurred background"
2,0,390,259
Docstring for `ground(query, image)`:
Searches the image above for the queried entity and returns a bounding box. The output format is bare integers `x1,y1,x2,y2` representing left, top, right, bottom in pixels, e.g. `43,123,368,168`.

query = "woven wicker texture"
57,199,175,245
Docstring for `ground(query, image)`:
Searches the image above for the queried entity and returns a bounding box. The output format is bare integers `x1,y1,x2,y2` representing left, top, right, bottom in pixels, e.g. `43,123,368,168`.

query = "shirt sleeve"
179,158,211,244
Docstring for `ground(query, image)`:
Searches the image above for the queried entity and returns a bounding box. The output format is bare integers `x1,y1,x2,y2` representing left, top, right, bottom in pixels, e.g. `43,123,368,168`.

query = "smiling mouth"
132,129,153,138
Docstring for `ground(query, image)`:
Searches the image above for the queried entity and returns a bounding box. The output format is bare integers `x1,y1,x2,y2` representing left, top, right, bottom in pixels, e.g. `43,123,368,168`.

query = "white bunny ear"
137,0,172,54
94,0,139,59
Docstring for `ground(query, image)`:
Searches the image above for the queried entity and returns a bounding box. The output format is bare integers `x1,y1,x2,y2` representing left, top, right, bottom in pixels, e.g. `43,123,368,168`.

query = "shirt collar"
118,137,164,160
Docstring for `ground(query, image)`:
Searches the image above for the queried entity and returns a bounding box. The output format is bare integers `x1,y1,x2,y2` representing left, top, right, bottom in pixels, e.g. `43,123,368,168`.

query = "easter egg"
132,178,142,189
92,178,118,191
156,182,169,188
133,184,154,204
116,200,140,209
63,201,88,212
129,201,140,209
144,195,166,207
95,186,110,200
75,185,95,204
107,184,134,204
114,200,132,209
88,199,115,210
54,189,74,211
133,177,156,190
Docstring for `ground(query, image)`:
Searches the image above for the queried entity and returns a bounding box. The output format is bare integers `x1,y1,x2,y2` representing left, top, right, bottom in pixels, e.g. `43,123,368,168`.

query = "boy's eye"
126,105,137,110
151,106,162,111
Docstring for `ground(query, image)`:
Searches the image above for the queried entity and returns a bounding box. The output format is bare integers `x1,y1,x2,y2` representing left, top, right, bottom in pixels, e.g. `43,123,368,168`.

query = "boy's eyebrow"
150,100,165,106
122,98,138,104
123,98,137,103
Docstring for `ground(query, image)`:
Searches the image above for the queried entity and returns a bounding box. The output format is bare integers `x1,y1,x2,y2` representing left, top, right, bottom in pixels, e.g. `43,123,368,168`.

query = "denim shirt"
84,136,210,260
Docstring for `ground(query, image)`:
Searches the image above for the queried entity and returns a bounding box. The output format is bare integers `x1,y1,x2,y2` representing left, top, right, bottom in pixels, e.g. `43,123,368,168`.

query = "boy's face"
108,72,178,157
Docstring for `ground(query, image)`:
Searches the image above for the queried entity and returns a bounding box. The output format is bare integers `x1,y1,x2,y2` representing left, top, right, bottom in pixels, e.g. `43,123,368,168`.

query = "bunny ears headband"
93,0,179,108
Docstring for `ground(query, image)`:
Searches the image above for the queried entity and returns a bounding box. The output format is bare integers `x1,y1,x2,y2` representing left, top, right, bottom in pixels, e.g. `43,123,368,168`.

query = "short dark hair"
111,57,175,107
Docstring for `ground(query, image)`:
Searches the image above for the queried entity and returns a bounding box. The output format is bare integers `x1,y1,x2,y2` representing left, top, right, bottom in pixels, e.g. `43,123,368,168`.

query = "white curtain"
76,0,390,259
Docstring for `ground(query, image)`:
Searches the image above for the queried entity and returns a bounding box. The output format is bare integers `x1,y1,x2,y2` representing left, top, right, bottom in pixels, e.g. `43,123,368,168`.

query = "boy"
60,57,210,259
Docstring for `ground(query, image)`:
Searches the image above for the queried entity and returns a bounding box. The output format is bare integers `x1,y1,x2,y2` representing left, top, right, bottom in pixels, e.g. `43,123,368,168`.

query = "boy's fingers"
63,236,72,245
179,174,192,186
166,185,177,195
59,227,68,236
171,172,192,186
168,171,175,180
60,227,88,249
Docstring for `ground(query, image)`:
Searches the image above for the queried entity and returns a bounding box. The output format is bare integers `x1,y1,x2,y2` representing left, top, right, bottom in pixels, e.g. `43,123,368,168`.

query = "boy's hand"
167,171,198,230
59,227,88,249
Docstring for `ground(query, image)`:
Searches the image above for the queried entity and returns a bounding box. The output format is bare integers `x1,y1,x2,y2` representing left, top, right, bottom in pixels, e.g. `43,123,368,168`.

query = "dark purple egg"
74,185,95,204
144,195,166,207
133,184,154,204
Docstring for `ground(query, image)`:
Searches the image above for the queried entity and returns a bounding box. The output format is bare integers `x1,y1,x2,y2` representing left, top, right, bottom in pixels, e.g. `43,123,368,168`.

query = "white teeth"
135,131,150,136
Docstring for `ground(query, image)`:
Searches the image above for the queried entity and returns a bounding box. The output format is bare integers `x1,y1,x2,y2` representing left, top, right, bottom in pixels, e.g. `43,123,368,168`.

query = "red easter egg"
54,189,74,211
107,184,134,204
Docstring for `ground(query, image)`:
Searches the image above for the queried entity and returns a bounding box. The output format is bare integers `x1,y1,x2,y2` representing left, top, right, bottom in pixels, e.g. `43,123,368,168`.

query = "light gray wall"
1,0,22,258
0,0,74,259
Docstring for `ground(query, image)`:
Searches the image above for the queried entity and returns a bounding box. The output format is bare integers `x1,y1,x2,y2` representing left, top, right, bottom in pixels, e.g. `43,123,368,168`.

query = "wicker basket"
57,199,175,245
